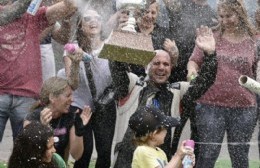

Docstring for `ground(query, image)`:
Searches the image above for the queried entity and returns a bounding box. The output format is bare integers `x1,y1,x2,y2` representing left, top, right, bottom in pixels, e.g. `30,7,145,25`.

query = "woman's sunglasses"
83,15,102,22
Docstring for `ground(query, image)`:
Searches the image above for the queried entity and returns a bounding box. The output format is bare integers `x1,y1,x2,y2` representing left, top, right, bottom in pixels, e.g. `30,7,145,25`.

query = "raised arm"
109,61,130,100
182,26,217,106
69,106,92,160
64,48,83,90
163,38,179,67
51,19,72,44
0,0,32,26
45,0,77,25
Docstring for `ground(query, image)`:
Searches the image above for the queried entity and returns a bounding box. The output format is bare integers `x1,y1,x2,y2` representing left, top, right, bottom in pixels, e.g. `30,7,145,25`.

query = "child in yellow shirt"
129,106,195,168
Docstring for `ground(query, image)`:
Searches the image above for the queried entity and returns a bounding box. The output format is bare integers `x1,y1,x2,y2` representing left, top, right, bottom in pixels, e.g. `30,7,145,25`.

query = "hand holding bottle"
182,140,195,168
64,43,92,63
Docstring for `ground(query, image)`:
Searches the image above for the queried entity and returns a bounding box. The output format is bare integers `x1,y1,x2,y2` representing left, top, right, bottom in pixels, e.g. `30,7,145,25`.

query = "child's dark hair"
8,121,57,168
133,126,166,146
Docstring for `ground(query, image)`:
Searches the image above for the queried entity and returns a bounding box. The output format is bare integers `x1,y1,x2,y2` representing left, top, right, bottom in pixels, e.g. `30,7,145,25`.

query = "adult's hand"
67,47,83,64
117,10,129,30
80,106,92,126
40,108,52,125
195,26,215,55
74,106,92,136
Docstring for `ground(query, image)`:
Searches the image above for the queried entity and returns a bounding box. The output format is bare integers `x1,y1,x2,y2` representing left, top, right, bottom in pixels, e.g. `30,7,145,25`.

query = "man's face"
148,51,172,84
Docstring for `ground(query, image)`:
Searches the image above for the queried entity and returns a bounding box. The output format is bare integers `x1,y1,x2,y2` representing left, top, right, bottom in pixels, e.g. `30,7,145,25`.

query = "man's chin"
154,79,167,84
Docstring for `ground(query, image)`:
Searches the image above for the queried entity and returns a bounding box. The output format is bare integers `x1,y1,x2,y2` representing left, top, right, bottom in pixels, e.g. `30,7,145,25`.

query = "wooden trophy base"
99,30,155,65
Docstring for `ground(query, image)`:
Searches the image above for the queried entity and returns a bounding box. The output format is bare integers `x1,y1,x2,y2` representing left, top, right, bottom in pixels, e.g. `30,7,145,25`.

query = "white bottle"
182,140,195,168
27,0,42,15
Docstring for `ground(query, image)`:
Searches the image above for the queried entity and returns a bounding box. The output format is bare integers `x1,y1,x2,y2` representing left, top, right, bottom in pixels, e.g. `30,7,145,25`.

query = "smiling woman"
187,0,258,168
23,77,92,163
208,0,257,22
57,8,117,168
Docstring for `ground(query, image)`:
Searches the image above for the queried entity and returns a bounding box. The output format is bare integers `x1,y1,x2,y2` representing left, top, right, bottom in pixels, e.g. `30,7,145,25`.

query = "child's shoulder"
135,145,163,153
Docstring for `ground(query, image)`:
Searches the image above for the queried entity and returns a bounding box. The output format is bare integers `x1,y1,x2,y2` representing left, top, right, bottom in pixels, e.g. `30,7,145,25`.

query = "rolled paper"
238,75,260,94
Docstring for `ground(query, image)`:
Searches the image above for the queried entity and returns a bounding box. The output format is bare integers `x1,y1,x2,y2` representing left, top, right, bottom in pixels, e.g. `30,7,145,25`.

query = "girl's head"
38,77,73,114
79,9,102,37
8,122,56,167
217,0,256,36
76,8,104,51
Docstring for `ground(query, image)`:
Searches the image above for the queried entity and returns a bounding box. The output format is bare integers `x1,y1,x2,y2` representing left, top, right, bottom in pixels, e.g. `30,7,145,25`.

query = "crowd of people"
1,0,260,168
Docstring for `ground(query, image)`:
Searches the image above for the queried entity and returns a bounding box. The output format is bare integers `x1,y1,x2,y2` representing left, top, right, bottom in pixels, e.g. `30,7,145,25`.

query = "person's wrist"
175,151,185,160
205,49,215,55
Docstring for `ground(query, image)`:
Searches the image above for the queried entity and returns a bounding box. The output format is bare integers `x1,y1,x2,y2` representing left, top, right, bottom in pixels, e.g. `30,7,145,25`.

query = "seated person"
8,121,65,168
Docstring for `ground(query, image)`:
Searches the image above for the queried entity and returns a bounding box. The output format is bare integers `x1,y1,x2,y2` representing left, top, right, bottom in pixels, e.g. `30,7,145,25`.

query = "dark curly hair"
8,121,58,168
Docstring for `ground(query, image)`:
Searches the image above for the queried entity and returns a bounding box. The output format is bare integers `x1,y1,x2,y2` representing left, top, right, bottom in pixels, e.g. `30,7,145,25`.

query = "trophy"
99,0,155,66
116,0,146,32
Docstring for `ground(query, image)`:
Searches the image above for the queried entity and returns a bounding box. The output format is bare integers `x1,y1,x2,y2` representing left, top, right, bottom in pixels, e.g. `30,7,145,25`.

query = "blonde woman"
187,0,258,167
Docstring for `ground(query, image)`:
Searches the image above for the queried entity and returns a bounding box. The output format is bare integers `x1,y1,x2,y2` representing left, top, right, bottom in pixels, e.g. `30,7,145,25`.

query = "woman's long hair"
217,0,256,38
8,121,57,168
75,9,104,53
30,77,69,111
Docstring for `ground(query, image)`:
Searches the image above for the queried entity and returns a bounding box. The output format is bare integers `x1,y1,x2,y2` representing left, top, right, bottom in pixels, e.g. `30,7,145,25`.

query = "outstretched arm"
0,0,32,26
182,26,217,107
46,0,77,25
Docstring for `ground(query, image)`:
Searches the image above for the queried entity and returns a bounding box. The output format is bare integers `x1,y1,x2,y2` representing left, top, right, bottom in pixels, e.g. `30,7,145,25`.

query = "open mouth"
89,24,98,29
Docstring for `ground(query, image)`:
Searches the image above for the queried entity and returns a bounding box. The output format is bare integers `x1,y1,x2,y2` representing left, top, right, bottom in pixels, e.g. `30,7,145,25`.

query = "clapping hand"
74,106,92,136
195,26,215,55
80,106,92,126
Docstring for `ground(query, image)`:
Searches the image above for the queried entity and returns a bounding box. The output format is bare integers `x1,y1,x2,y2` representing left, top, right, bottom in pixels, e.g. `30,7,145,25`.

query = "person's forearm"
69,126,84,160
46,0,77,25
187,61,199,74
165,153,183,168
103,11,120,39
182,52,217,105
109,61,130,100
39,25,54,42
0,0,32,26
169,49,179,67
68,61,80,90
52,20,71,45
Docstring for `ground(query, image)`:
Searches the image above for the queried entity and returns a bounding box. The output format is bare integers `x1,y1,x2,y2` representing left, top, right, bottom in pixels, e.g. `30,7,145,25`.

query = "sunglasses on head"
83,15,102,22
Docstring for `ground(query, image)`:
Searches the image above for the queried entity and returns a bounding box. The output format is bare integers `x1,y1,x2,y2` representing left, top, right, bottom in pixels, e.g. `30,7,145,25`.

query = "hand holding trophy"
99,0,156,66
